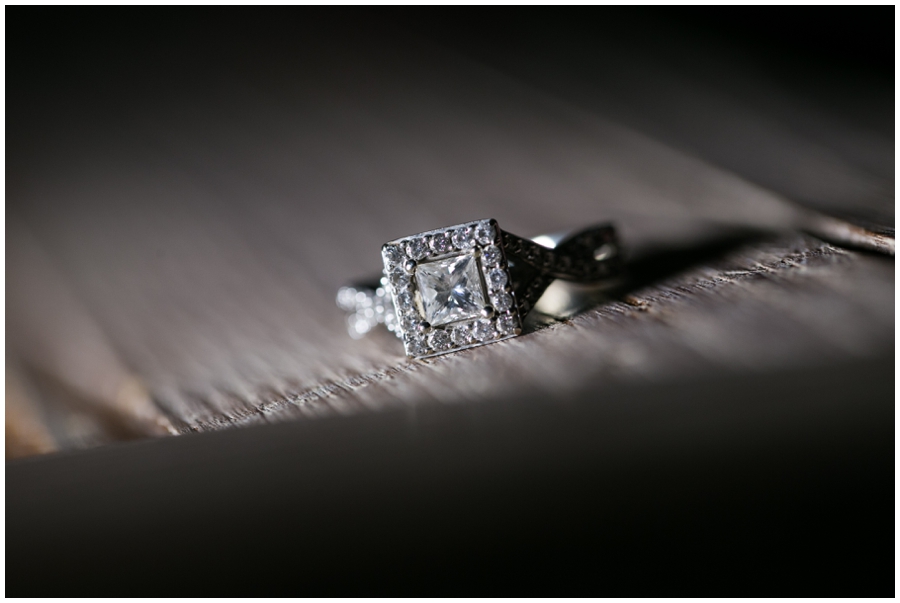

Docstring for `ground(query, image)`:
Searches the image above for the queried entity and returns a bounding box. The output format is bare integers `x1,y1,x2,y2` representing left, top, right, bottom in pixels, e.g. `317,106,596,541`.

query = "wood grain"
6,15,893,454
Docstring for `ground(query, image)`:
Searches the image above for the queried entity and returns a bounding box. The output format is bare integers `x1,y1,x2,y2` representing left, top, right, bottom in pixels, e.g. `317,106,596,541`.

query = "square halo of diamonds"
381,219,522,359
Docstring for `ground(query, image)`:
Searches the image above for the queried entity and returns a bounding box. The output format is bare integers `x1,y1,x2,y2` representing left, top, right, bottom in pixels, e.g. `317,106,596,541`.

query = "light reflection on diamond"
383,245,403,264
396,292,414,310
451,323,471,345
492,291,513,312
429,233,452,254
406,238,428,259
488,268,508,289
482,245,501,266
475,223,495,245
471,318,494,341
400,313,418,329
406,338,427,356
428,329,451,350
415,254,487,326
452,227,475,249
391,272,411,290
497,313,516,334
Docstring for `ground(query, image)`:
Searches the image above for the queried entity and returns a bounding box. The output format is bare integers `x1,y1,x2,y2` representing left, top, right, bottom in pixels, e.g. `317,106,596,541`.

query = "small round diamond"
406,337,428,357
472,318,495,342
492,291,513,312
475,223,496,245
497,313,517,334
482,245,502,266
399,311,418,329
406,238,428,260
451,324,471,346
429,233,452,254
451,227,476,249
488,269,508,289
391,272,411,290
383,245,403,264
396,291,414,310
428,329,451,350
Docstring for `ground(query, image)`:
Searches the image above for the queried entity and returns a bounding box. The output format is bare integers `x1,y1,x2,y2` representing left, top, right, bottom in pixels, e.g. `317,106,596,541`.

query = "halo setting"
382,219,521,358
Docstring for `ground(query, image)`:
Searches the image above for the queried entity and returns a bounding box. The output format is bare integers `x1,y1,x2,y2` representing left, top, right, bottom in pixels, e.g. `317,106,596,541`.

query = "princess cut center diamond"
415,253,487,326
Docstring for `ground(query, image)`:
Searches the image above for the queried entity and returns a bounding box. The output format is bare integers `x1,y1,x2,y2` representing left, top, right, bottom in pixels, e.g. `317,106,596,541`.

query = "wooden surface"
6,12,894,456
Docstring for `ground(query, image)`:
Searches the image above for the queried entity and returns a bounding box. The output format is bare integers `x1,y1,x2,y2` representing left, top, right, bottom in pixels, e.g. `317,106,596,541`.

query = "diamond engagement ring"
337,219,622,359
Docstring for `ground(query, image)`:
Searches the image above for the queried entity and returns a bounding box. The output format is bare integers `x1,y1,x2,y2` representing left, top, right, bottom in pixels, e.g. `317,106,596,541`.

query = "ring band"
337,219,622,358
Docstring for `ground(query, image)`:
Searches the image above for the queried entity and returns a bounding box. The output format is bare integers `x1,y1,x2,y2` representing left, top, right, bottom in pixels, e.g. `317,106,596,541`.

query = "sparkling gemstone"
400,311,418,329
406,238,428,260
391,272,411,290
471,318,495,342
451,227,476,249
451,323,471,346
475,223,496,245
429,233,452,255
428,329,451,350
383,245,404,265
497,313,517,334
395,291,414,310
482,245,501,266
492,291,513,312
415,253,488,326
488,268,508,289
406,337,428,357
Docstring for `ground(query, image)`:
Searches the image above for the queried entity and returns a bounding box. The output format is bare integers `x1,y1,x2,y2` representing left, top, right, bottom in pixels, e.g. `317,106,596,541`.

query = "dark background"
7,8,895,150
6,8,894,595
9,8,894,228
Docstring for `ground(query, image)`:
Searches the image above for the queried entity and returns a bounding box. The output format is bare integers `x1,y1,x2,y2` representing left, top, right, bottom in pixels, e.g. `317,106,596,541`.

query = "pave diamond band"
337,219,621,358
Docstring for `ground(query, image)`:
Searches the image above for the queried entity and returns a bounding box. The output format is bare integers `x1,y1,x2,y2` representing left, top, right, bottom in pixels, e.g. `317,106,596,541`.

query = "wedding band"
337,219,622,358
